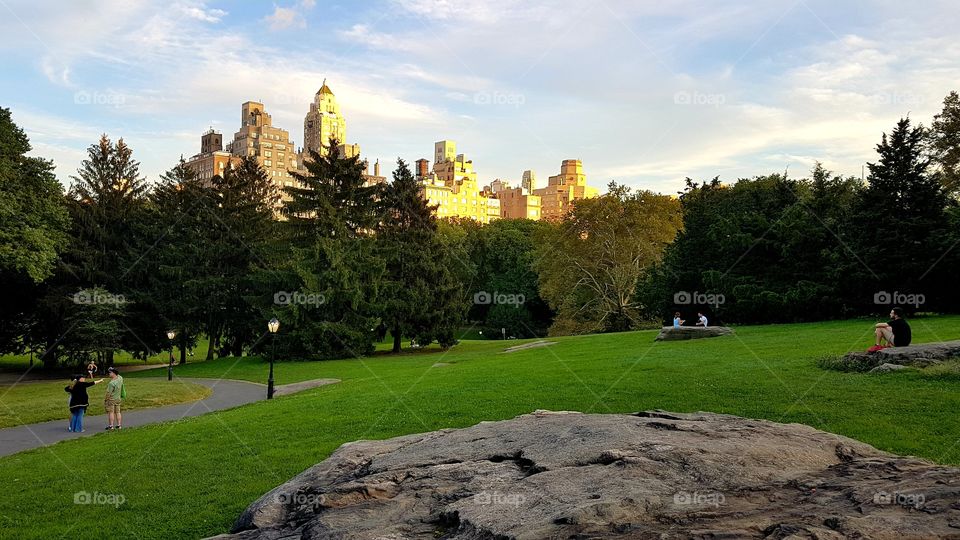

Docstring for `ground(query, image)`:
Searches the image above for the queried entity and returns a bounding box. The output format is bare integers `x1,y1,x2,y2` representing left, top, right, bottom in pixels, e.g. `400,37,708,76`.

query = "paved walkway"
0,377,340,458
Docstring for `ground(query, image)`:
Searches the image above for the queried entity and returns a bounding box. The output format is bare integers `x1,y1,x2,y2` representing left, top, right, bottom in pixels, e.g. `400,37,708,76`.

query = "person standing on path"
104,367,125,430
65,374,103,432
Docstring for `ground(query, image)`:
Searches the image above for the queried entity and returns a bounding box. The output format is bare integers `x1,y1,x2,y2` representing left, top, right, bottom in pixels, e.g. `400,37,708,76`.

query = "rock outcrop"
213,410,960,540
869,362,909,373
842,340,960,371
655,325,733,341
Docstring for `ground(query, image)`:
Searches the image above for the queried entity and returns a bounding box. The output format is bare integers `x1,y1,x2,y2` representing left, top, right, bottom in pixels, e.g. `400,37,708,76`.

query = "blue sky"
1,0,958,194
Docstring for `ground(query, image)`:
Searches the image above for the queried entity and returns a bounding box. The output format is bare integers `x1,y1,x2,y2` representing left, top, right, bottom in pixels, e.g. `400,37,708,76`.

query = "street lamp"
267,318,280,399
166,330,176,381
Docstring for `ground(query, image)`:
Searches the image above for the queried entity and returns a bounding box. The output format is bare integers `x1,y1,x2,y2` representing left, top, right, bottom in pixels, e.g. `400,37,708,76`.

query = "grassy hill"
1,316,959,539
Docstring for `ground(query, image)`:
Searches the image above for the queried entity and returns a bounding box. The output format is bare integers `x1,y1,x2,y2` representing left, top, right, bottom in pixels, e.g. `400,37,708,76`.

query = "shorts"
104,399,121,414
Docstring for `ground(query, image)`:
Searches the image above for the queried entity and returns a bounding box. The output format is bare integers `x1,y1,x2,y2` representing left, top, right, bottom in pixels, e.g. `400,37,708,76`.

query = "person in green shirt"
104,367,124,430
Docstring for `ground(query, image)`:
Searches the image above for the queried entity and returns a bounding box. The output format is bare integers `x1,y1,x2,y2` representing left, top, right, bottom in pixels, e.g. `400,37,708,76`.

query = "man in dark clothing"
874,307,912,348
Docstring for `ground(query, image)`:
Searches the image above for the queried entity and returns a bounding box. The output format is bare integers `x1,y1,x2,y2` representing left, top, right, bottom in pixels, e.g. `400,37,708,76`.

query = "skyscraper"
303,79,347,157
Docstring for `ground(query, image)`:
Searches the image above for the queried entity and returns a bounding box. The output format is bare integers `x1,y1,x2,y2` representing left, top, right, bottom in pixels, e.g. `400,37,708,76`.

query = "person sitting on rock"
873,307,911,350
696,312,708,327
673,312,685,328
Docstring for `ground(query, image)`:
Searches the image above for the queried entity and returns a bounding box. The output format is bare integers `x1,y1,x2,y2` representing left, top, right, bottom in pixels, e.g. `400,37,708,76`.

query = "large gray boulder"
213,410,960,539
655,325,733,341
843,339,960,371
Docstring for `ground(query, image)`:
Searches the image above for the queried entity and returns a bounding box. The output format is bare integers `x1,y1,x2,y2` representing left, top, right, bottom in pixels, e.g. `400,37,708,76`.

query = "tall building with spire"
303,79,347,157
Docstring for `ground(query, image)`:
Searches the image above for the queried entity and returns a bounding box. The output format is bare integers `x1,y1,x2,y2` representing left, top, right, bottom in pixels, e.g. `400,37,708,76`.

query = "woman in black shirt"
65,374,104,432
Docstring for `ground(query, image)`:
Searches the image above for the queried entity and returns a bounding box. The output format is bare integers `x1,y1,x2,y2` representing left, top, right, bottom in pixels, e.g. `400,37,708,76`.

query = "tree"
929,90,960,196
59,287,126,367
536,183,682,335
850,117,950,313
285,139,380,239
207,157,281,358
68,134,148,287
275,141,384,360
463,218,553,337
0,107,71,355
42,134,152,366
136,158,212,363
378,159,465,352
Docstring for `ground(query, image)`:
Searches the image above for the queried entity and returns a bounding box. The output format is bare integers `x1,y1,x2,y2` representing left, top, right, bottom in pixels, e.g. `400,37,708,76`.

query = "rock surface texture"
843,339,960,370
655,326,734,341
213,410,960,540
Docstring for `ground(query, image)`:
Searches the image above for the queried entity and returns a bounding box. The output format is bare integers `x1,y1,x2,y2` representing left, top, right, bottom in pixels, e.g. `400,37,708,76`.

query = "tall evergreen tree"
285,139,380,240
275,140,384,360
851,117,949,312
67,134,149,287
378,159,465,352
208,157,281,358
137,158,212,363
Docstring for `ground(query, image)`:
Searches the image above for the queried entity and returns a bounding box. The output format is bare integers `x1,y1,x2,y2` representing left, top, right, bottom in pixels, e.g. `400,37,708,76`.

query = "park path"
0,377,339,458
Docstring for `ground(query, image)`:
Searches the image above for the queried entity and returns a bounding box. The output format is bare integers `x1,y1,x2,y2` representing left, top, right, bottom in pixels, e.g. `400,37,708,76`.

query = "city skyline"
2,0,959,193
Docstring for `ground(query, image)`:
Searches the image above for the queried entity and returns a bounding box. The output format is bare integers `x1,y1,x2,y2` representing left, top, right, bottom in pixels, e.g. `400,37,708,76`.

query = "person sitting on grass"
872,307,912,350
696,312,708,327
673,312,685,328
104,367,125,430
65,374,104,433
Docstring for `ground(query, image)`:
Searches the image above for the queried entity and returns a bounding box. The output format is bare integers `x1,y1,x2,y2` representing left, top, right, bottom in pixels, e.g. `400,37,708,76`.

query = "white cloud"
263,0,317,31
264,6,303,30
176,2,228,23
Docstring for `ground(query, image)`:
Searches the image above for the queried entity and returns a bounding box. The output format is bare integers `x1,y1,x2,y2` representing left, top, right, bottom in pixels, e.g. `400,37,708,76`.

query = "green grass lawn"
0,379,212,429
0,338,212,372
0,316,959,539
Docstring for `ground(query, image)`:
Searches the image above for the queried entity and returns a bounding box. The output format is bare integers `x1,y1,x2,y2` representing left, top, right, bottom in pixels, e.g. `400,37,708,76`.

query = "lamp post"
267,318,280,399
166,330,176,381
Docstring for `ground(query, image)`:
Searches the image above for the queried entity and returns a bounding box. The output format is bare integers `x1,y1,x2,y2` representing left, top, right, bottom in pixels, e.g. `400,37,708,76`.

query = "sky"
1,0,958,195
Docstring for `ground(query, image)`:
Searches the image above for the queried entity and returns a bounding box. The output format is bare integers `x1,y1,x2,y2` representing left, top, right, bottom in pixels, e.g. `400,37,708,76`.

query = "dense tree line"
1,91,958,366
647,100,960,324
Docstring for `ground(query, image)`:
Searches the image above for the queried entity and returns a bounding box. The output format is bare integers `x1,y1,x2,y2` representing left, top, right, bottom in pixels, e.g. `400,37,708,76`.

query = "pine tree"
378,159,465,352
208,157,280,358
276,140,384,360
285,138,381,240
67,134,149,286
852,117,949,312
